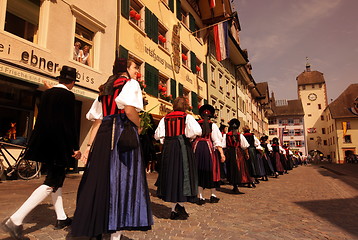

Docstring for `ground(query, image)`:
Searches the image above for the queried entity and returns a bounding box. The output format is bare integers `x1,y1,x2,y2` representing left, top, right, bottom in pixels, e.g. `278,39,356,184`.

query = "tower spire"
306,57,311,72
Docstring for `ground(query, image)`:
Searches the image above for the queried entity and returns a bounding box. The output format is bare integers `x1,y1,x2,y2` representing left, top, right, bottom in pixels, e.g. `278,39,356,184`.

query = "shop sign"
144,45,173,71
0,63,97,99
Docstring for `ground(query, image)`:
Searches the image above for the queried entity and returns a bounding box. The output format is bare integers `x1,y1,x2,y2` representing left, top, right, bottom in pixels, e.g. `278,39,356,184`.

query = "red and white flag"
213,21,229,61
210,0,216,8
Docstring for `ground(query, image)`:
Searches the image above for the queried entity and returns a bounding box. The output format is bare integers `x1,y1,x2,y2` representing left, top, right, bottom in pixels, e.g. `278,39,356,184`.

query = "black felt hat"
57,66,78,82
228,118,240,128
199,104,215,118
260,135,269,141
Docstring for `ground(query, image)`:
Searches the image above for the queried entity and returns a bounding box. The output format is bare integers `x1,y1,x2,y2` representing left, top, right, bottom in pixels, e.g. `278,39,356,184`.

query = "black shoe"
197,198,206,205
255,179,260,184
170,211,180,220
1,218,29,240
54,217,72,229
175,204,189,218
209,196,220,203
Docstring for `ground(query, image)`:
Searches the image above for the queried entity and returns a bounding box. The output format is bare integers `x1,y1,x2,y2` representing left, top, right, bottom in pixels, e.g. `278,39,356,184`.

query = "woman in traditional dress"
270,137,285,175
193,104,225,205
224,119,251,193
260,135,277,178
154,97,202,220
71,58,153,240
242,126,266,184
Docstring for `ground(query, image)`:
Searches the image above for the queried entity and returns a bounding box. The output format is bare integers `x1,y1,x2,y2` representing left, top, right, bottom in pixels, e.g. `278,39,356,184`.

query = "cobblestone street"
1,164,357,240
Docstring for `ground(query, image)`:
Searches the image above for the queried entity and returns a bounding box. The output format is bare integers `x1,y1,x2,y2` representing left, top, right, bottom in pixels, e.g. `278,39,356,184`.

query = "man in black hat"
1,66,81,240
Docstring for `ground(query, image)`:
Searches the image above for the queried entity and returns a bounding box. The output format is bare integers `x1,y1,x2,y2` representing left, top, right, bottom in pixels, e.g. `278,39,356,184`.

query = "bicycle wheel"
16,158,42,180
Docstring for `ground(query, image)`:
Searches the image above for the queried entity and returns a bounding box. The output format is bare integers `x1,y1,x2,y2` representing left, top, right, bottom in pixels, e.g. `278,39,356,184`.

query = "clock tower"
297,60,328,154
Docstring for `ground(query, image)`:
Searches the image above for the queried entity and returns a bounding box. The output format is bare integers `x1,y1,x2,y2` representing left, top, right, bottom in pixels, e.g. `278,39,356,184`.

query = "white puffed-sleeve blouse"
221,133,250,150
86,79,143,121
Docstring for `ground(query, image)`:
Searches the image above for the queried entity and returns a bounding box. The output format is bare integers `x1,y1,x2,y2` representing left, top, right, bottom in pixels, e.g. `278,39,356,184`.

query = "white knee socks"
198,186,204,199
110,231,122,240
51,187,67,220
10,185,52,225
211,188,217,198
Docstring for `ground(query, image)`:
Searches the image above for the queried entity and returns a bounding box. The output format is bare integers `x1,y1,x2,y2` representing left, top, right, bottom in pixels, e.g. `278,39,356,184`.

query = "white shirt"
279,146,286,155
222,133,250,150
86,79,143,121
211,123,223,148
154,114,202,143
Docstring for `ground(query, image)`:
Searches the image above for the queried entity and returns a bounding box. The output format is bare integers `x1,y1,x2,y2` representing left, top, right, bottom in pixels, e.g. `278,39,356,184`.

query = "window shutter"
121,0,129,19
203,63,208,82
145,63,158,97
119,45,128,59
189,13,196,32
176,0,181,20
191,91,199,114
178,83,183,97
190,51,197,73
169,0,174,12
145,7,152,38
152,14,158,44
170,78,177,100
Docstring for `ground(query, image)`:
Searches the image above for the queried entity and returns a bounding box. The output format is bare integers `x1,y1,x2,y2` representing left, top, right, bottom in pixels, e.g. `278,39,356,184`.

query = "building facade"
321,84,358,163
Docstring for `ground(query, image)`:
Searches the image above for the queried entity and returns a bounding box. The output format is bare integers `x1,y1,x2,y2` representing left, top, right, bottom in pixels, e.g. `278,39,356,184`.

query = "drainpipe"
115,0,121,58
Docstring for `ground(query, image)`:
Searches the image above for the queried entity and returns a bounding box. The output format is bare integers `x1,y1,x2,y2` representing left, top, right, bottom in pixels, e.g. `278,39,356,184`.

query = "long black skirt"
71,114,153,237
157,135,197,203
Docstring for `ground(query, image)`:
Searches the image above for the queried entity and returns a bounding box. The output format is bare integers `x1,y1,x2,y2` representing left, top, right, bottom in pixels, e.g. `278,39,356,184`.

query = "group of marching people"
154,100,297,220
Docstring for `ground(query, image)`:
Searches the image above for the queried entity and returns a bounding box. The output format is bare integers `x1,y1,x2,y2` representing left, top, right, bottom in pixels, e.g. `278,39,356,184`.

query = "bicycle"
0,141,41,180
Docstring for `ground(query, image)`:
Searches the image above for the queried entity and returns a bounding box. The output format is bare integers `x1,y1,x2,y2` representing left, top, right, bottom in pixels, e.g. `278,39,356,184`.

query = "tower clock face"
308,93,317,101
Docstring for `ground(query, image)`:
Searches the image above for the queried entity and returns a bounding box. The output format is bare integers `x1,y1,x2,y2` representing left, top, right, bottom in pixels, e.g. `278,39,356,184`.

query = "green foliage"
139,104,158,135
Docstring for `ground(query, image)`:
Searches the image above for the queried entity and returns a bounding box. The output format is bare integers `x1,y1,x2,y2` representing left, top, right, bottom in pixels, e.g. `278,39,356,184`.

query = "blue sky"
232,0,358,102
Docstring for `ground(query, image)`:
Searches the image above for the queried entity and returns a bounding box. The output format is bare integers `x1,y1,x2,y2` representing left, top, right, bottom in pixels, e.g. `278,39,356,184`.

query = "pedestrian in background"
71,58,153,240
1,66,81,240
193,104,225,205
154,97,202,220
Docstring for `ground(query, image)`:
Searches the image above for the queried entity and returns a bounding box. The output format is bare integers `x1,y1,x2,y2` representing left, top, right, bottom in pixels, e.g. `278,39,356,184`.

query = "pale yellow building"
321,84,358,163
0,0,117,167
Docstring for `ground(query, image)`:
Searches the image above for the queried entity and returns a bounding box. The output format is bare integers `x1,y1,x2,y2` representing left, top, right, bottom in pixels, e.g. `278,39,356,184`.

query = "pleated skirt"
71,114,153,237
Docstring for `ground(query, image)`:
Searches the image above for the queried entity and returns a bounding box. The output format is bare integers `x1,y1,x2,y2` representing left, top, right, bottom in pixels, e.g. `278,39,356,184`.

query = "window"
318,104,321,109
321,115,324,121
269,128,276,135
290,141,295,147
289,129,294,136
294,129,301,136
295,141,302,147
196,58,203,78
288,119,294,125
283,129,289,136
181,45,189,67
310,138,314,140
324,140,327,145
130,0,144,30
210,66,216,87
158,74,171,101
293,118,300,125
344,135,352,143
219,72,223,92
284,141,290,146
269,119,276,124
282,119,288,125
302,85,306,90
307,103,311,105
308,114,312,117
158,22,168,50
226,108,230,120
74,23,94,67
322,128,326,134
231,84,235,101
180,7,188,27
219,104,224,121
226,78,230,97
312,84,315,89
5,0,40,43
319,84,322,88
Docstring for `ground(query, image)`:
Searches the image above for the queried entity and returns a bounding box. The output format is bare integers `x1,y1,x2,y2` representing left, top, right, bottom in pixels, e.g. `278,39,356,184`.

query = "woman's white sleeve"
254,135,261,147
222,134,227,148
267,143,273,151
154,118,165,141
211,124,223,148
86,98,103,120
279,146,286,154
115,79,144,112
240,134,250,150
185,115,202,139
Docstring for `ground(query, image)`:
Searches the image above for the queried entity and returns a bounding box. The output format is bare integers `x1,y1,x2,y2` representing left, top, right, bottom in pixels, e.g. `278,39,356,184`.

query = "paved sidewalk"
0,164,357,240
